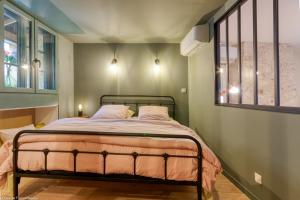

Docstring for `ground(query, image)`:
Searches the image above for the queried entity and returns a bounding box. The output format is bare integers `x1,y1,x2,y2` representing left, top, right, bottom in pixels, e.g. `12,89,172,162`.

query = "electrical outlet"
254,172,262,184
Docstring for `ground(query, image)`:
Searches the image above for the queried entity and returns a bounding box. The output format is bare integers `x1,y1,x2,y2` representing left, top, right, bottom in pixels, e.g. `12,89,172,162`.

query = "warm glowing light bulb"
229,86,240,94
109,58,118,74
153,63,160,75
110,63,117,74
78,104,83,111
153,58,160,75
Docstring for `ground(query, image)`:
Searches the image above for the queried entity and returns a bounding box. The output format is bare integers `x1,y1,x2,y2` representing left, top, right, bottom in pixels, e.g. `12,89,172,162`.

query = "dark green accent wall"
74,43,189,125
188,34,300,200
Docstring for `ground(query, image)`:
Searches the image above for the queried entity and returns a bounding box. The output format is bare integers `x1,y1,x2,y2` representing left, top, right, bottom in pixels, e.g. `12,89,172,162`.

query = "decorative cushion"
91,105,129,119
138,106,170,121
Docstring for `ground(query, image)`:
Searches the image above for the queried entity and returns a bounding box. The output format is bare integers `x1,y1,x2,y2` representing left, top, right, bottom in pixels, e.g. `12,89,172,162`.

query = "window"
0,3,57,93
35,23,56,91
3,6,32,90
215,0,300,113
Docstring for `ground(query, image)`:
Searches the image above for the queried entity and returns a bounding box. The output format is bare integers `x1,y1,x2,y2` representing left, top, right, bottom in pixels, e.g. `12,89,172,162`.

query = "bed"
0,95,221,200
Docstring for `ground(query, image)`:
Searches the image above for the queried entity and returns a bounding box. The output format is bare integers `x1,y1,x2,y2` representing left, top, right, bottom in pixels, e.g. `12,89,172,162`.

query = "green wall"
188,36,300,200
57,35,74,118
189,1,300,199
74,43,189,125
0,93,58,109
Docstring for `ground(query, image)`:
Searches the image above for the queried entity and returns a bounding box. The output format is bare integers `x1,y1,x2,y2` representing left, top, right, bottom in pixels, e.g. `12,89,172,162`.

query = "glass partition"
240,0,254,105
278,0,300,107
217,20,228,104
228,11,239,104
256,0,274,106
215,0,300,114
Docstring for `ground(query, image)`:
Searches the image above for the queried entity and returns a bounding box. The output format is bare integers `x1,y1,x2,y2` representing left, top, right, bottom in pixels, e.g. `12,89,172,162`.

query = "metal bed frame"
12,95,203,200
100,94,176,119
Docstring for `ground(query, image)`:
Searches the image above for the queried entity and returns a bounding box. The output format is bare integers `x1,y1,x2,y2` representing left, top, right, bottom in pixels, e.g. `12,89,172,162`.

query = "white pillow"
0,124,35,143
138,106,170,121
91,105,129,119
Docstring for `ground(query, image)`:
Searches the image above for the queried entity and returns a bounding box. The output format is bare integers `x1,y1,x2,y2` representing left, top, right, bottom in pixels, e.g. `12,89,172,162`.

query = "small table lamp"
78,104,83,117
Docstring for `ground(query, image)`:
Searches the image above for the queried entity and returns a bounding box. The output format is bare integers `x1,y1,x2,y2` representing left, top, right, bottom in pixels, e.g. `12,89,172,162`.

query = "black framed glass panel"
278,0,300,107
256,0,275,106
217,20,228,104
240,0,254,105
228,11,240,104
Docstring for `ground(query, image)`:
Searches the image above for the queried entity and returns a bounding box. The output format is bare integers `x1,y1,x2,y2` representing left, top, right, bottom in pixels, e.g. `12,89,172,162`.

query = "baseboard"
222,169,260,200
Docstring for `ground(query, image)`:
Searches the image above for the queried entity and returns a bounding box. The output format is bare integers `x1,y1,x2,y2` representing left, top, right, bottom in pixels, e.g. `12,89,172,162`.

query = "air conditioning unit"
180,24,209,56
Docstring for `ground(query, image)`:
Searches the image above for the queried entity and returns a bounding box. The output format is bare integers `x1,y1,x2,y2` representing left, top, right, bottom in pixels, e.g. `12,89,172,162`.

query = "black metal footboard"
12,130,203,200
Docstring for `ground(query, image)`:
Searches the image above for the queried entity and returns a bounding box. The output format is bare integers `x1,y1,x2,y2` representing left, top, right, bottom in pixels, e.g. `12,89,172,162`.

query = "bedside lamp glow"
78,104,83,117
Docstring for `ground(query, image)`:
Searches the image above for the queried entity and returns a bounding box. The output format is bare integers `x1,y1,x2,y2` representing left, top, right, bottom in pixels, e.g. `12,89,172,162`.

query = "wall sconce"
78,104,83,117
153,58,160,75
109,48,118,74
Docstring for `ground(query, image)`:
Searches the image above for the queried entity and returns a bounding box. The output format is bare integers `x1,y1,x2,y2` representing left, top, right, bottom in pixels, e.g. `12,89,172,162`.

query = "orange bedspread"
0,118,222,192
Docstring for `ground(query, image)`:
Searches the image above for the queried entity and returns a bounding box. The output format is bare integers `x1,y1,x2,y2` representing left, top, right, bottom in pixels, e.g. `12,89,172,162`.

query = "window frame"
214,0,300,114
34,20,58,94
0,1,35,93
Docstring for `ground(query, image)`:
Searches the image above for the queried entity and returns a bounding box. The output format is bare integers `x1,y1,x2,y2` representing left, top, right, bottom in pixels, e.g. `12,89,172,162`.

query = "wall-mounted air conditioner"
180,24,209,56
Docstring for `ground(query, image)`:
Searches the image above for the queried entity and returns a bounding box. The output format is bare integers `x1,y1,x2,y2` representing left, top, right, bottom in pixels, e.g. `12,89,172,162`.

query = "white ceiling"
50,0,226,43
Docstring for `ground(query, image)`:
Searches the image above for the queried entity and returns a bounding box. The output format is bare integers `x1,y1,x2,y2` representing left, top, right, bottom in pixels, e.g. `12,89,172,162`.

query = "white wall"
57,35,74,118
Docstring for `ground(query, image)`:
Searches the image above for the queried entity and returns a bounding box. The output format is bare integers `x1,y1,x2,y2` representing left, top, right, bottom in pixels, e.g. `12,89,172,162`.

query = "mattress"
0,118,222,192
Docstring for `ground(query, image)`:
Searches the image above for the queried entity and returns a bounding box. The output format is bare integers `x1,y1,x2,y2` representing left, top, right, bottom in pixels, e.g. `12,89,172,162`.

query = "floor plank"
17,174,249,200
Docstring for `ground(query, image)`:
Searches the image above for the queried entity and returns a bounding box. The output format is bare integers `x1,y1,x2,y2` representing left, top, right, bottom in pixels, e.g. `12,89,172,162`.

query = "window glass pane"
3,8,32,88
257,0,274,106
217,20,228,104
241,0,254,104
228,11,240,104
37,27,56,90
279,0,300,107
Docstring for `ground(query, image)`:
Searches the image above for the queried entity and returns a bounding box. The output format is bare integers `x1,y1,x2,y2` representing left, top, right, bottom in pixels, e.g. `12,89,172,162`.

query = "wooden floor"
17,174,249,200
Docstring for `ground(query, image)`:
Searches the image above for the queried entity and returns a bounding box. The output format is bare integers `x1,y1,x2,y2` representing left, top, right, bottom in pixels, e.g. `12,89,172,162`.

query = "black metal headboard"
100,95,176,119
